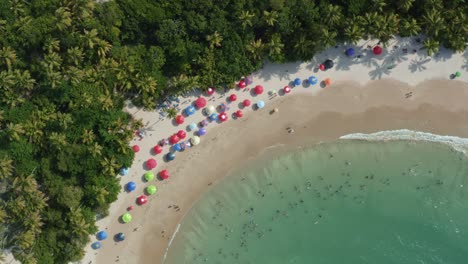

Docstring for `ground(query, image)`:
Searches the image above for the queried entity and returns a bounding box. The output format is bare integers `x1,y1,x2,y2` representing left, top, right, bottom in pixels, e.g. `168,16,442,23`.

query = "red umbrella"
219,112,228,122
177,130,186,139
283,86,291,94
175,115,184,125
147,158,157,169
229,94,237,102
137,195,147,205
373,46,382,55
132,145,140,153
195,97,207,108
319,64,325,71
207,87,215,95
254,85,264,95
236,110,243,118
243,99,251,107
160,169,170,180
169,134,180,144
153,145,163,154
238,80,246,89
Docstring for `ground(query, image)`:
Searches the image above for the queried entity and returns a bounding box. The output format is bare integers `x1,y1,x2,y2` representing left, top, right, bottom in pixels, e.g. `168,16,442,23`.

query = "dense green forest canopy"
0,0,466,263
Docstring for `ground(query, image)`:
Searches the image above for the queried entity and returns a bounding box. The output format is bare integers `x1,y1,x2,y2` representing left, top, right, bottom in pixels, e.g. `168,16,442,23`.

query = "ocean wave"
340,129,468,154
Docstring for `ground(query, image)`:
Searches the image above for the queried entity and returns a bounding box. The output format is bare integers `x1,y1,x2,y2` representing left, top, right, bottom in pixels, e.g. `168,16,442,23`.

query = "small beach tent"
177,130,186,139
167,152,176,161
319,64,325,71
126,181,137,192
137,195,147,205
308,76,318,85
116,233,125,241
238,80,246,88
455,71,461,77
146,158,157,169
173,143,183,152
91,242,102,250
246,75,253,85
146,185,157,195
159,139,168,146
169,134,180,144
184,105,196,116
122,213,132,223
191,136,201,146
96,231,108,240
243,99,251,107
144,171,155,181
219,102,229,112
254,85,264,95
236,110,243,118
207,87,215,95
209,113,218,121
153,145,163,154
324,78,332,86
345,48,355,56
175,115,184,125
189,122,197,131
198,128,207,136
219,112,228,122
324,59,334,70
195,97,207,108
373,46,382,55
119,167,129,176
283,86,291,94
200,119,209,127
160,169,170,180
294,78,302,86
257,100,265,109
205,105,216,115
229,94,237,102
132,145,140,153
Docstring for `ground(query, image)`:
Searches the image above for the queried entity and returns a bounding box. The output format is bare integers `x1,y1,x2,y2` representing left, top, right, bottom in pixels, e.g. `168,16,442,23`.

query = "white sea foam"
340,129,468,154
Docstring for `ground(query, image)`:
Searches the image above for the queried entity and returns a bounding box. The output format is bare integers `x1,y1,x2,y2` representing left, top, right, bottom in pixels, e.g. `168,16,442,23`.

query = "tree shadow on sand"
408,57,431,72
368,61,392,80
461,51,468,71
383,47,408,65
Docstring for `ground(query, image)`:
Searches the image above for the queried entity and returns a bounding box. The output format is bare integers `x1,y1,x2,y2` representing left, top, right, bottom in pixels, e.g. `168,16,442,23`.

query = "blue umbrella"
345,48,355,56
308,76,318,85
184,106,196,116
257,100,265,109
116,233,125,241
96,231,108,241
188,122,197,131
209,113,218,121
92,242,102,250
167,152,175,161
126,181,136,192
198,128,207,136
294,78,302,86
119,167,129,176
173,143,182,152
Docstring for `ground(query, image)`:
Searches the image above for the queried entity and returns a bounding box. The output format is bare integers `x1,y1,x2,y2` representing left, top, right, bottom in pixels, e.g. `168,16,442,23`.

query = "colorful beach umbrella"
238,80,247,89
236,110,243,118
205,105,216,115
189,122,197,131
207,87,215,95
96,231,108,240
243,99,251,107
177,130,186,139
175,115,184,125
119,167,129,176
200,119,209,127
294,78,302,86
153,145,163,154
116,233,125,241
137,195,147,205
146,158,157,169
92,242,102,250
345,48,355,56
254,85,264,95
324,59,334,70
173,143,183,152
319,64,325,71
283,86,291,94
373,46,382,55
167,152,176,161
169,134,180,144
324,78,332,86
184,105,196,116
257,100,265,109
229,94,237,102
219,112,228,122
122,213,132,223
132,145,140,153
308,76,318,85
198,128,207,136
126,181,136,192
144,171,155,181
146,185,157,195
195,97,207,108
160,169,170,180
209,113,218,121
455,71,461,77
191,136,201,146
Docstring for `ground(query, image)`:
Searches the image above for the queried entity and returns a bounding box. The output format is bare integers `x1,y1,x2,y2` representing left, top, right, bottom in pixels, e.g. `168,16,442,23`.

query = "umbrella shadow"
302,80,310,88
433,47,453,62
368,61,392,80
408,57,431,72
462,53,468,71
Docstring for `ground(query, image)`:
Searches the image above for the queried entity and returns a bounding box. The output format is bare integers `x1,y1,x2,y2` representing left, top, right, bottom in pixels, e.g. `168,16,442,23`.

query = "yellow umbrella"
191,136,200,146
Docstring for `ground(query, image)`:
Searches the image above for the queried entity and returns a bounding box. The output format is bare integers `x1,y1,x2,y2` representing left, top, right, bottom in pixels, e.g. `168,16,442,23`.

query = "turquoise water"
164,141,468,264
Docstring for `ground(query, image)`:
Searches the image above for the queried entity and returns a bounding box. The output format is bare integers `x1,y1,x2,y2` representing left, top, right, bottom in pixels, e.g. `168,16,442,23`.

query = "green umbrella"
455,71,461,78
122,213,132,223
146,185,157,195
144,172,155,181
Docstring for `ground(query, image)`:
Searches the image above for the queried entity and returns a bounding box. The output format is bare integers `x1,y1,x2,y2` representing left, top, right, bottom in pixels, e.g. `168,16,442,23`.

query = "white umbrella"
204,105,216,115
191,136,201,146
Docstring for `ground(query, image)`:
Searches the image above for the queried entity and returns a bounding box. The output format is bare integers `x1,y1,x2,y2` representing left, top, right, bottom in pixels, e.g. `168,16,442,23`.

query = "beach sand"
91,79,468,264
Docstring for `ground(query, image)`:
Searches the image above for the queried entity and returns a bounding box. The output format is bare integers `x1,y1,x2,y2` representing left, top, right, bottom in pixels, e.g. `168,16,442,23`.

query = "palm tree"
267,34,284,62
447,36,466,53
5,123,24,141
372,0,387,12
22,210,43,231
96,39,111,58
65,66,84,85
344,23,364,44
320,28,337,48
67,47,84,66
0,157,13,180
293,34,315,59
398,0,415,12
81,129,95,144
401,18,421,37
239,10,255,29
55,7,72,31
23,119,45,144
423,39,440,56
13,69,35,92
98,92,113,111
100,156,119,175
165,107,178,119
89,142,103,158
246,39,264,61
9,0,25,18
17,230,36,250
422,9,445,38
83,29,100,49
48,132,67,150
0,46,17,70
206,31,223,49
68,208,90,237
43,38,60,53
324,4,343,26
263,10,278,26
